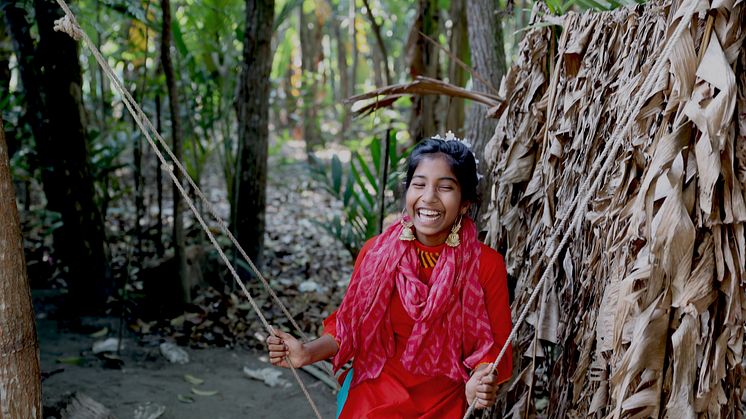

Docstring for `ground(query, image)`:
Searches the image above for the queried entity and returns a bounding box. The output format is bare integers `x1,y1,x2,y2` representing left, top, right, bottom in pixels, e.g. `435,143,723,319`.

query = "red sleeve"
321,237,378,342
475,244,513,385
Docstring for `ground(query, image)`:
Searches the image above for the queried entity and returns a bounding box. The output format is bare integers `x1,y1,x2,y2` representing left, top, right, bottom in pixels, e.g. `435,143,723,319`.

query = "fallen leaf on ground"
176,394,194,404
183,374,204,385
89,327,108,338
190,388,219,397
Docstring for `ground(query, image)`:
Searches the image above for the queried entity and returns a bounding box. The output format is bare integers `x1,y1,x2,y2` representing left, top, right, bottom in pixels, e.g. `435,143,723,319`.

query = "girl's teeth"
418,210,440,219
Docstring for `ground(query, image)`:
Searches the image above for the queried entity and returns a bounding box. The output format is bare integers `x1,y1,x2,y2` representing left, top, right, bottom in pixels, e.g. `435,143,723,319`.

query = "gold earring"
446,215,462,247
399,217,415,241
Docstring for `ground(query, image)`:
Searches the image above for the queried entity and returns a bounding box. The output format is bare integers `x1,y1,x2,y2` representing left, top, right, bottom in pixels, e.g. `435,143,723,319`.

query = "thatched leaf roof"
483,0,745,417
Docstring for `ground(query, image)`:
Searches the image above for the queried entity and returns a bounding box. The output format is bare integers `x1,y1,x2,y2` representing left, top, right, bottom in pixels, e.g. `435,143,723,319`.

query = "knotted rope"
53,2,326,417
463,0,701,416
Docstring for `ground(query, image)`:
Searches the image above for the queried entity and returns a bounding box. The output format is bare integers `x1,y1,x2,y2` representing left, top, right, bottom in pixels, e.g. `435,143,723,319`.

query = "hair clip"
432,130,473,150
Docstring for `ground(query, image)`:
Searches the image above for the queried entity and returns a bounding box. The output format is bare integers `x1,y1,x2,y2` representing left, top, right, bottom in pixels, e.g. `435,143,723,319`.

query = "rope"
52,3,325,417
464,1,700,416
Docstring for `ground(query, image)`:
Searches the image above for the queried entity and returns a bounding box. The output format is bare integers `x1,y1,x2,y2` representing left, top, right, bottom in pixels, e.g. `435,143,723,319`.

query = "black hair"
404,137,480,205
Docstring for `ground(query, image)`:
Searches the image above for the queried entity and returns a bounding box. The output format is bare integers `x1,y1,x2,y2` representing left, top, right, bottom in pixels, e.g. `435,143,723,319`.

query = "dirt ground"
38,313,338,419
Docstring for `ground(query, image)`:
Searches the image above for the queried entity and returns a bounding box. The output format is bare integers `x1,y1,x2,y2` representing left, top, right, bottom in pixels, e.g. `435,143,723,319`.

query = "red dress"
323,239,513,418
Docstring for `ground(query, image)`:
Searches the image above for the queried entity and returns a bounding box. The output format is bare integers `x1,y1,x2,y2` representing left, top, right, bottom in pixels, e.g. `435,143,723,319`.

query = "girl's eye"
412,183,425,188
439,186,453,191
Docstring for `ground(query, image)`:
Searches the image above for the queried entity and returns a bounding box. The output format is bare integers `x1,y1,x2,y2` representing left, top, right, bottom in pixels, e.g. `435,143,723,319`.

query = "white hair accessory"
432,130,473,150
431,130,482,182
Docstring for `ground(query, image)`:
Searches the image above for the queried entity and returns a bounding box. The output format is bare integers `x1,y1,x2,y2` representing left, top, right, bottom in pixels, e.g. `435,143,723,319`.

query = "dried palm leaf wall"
482,0,745,417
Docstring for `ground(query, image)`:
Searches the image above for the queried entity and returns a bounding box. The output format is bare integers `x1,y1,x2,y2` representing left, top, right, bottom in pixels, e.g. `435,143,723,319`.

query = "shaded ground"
37,141,352,418
38,316,337,419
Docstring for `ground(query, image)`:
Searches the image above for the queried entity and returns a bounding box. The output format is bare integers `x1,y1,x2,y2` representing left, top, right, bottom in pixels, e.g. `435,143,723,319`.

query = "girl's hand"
465,365,499,409
267,328,308,369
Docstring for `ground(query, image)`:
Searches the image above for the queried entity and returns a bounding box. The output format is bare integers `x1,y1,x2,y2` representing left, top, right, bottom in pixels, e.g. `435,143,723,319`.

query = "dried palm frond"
345,76,502,117
483,0,745,417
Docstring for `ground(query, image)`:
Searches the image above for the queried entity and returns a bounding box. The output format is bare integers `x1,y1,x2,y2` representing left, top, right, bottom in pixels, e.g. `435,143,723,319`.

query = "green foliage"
308,130,412,258
543,0,643,15
88,128,130,213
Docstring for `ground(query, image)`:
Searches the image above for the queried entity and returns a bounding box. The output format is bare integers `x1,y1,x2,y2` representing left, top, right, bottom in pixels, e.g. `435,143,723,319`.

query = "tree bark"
160,0,188,303
33,0,111,314
466,0,506,227
299,6,323,153
0,116,42,418
445,0,469,137
235,0,274,268
408,0,440,142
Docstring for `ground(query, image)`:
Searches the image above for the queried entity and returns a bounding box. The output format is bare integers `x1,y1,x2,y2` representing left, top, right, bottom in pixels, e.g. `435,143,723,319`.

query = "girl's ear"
460,202,471,215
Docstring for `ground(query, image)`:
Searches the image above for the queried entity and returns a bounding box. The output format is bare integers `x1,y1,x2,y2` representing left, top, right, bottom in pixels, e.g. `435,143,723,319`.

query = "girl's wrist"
299,342,312,367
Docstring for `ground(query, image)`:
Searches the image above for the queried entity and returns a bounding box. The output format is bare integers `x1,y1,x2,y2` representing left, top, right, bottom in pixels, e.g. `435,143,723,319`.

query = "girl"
268,136,512,418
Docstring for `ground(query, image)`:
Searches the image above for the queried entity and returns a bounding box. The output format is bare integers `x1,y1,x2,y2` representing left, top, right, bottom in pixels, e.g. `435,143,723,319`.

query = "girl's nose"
422,185,437,202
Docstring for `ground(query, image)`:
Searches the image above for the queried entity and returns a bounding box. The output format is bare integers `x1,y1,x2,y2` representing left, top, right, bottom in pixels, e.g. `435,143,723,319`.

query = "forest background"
0,0,639,417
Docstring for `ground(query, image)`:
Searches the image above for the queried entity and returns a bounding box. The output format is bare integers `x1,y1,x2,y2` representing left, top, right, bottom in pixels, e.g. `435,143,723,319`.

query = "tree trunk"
408,0,440,142
333,14,351,133
299,6,323,153
160,0,188,303
235,0,274,268
349,0,358,99
361,0,391,86
0,116,42,419
133,11,150,267
466,0,505,227
154,93,165,257
33,0,111,314
445,0,469,137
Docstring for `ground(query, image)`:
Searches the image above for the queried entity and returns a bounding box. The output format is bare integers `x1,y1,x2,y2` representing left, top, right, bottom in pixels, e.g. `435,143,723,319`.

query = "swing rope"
52,1,328,417
463,0,700,416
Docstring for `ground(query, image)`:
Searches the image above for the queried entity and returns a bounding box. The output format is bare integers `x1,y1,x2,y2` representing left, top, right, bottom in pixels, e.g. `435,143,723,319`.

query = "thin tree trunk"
333,15,351,133
235,0,274,268
361,0,391,86
300,6,323,153
408,0,440,142
33,0,111,314
133,15,150,268
0,116,42,419
349,0,358,98
466,0,506,227
154,93,165,257
96,0,108,130
445,0,469,137
160,0,188,302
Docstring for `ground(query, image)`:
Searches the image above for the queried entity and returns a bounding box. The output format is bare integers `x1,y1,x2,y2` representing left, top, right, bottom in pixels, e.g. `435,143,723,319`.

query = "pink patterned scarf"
332,215,494,386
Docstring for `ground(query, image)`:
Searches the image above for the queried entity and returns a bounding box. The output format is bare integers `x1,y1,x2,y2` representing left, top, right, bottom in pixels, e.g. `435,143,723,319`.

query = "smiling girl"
268,136,512,418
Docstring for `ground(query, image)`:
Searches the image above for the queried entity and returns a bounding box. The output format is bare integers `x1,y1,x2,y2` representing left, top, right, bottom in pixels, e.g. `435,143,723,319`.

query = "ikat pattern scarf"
332,216,494,386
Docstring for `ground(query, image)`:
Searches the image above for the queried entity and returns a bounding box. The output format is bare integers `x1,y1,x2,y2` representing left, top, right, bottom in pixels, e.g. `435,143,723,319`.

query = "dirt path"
38,315,337,419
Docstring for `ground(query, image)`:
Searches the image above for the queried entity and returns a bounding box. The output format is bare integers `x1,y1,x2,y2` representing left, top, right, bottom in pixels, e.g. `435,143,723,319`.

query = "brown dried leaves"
484,1,746,417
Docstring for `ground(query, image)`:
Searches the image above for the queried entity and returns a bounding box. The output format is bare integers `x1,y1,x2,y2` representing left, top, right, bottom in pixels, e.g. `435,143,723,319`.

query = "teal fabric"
336,368,354,418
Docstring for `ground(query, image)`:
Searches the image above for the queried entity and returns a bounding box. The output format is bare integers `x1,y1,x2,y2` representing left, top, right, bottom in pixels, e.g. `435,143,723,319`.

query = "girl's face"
405,154,469,246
